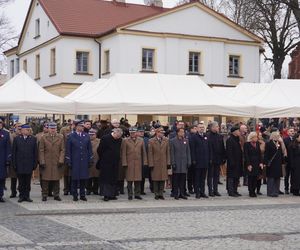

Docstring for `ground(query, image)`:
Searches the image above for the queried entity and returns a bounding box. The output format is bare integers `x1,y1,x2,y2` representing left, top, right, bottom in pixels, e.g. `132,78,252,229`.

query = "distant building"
289,43,300,79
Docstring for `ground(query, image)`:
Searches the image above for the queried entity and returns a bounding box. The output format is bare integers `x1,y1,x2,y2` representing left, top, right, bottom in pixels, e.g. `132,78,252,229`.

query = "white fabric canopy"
0,71,75,114
74,73,254,116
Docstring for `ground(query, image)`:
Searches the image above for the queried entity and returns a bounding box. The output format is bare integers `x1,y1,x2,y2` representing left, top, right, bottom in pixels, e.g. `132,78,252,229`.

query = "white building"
4,0,263,122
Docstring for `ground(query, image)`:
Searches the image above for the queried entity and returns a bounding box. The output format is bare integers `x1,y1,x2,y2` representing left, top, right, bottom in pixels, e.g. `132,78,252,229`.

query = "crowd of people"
0,116,299,203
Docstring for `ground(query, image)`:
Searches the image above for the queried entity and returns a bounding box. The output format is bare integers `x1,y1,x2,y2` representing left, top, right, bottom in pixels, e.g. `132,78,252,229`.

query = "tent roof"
74,73,254,116
0,71,75,114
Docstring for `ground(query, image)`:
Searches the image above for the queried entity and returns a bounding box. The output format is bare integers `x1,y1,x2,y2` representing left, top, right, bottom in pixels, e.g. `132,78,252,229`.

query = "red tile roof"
38,0,167,37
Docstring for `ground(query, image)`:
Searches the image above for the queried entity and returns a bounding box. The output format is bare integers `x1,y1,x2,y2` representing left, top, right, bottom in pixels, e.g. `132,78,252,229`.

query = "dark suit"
284,137,294,192
0,129,11,198
12,135,37,200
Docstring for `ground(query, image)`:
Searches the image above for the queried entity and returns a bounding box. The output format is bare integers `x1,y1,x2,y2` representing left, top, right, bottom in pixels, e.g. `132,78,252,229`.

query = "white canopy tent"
0,71,75,114
73,73,255,116
212,86,236,98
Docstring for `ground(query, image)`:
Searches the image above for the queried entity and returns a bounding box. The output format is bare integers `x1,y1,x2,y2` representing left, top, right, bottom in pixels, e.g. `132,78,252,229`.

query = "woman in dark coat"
244,132,263,197
264,131,283,197
289,133,300,196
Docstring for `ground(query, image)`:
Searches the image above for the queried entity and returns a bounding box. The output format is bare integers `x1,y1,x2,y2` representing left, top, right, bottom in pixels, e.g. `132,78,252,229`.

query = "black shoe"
135,196,142,200
209,192,215,197
249,193,257,198
26,198,33,202
200,194,209,198
279,190,284,195
179,195,188,200
80,196,87,201
229,193,239,197
235,192,242,196
110,196,118,200
103,197,109,201
141,192,146,195
257,192,263,195
155,196,159,200
42,197,47,202
73,196,78,201
285,190,290,195
18,198,25,203
174,196,179,200
0,197,5,202
293,193,300,196
54,196,62,201
214,192,221,197
64,192,69,196
159,196,165,200
10,193,17,198
128,196,133,200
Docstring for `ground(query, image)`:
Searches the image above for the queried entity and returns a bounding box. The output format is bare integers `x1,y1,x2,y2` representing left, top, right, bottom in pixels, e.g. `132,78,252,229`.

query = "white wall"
19,0,59,54
129,5,254,42
102,33,260,84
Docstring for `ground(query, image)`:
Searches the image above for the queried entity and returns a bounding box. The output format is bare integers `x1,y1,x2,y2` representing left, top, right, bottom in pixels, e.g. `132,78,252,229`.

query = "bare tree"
176,0,225,11
280,0,300,34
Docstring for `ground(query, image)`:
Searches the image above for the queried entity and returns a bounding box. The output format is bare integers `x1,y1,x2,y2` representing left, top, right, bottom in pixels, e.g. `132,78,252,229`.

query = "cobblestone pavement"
0,178,300,250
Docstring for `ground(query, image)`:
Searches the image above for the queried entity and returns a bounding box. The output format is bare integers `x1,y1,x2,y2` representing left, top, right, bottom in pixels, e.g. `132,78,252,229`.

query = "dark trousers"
0,179,5,198
102,183,117,198
42,180,59,198
117,180,124,194
63,176,72,194
173,173,186,197
284,165,291,192
248,176,258,195
153,181,165,197
41,174,54,195
71,179,86,198
227,177,239,195
195,168,207,195
18,174,32,199
267,177,280,196
187,165,195,192
256,179,262,193
87,177,99,194
11,177,17,195
127,181,141,197
207,164,220,193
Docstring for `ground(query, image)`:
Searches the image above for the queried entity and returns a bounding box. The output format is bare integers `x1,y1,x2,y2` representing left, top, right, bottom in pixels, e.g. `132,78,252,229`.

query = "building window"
10,60,14,77
229,55,240,76
35,54,40,79
142,48,155,71
104,50,110,74
16,58,19,74
23,60,27,73
189,52,200,74
35,19,40,38
76,51,89,73
50,48,56,75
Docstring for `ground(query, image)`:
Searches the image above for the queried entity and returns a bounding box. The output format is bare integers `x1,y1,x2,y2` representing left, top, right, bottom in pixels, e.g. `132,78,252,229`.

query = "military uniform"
0,127,11,201
39,128,65,201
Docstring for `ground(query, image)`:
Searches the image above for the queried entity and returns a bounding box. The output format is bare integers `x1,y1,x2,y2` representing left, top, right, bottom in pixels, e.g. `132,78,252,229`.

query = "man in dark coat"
65,120,93,201
283,127,295,194
187,125,197,194
226,126,243,197
12,124,38,203
207,121,226,197
97,128,123,201
190,123,210,199
0,120,11,202
170,128,191,200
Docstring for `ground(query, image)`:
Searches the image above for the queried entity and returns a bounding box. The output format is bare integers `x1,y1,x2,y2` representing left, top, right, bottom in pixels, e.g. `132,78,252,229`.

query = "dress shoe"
228,193,239,197
54,196,62,201
135,196,143,200
128,196,133,200
279,190,284,195
159,196,165,200
249,193,257,198
174,196,179,200
235,192,242,196
209,192,215,197
268,194,278,197
10,193,17,198
179,195,188,200
26,198,33,202
214,192,221,197
0,197,5,202
155,196,159,200
80,196,87,201
293,193,300,196
103,197,109,201
285,190,290,195
257,192,263,195
18,198,25,203
195,194,201,199
200,194,209,198
73,196,78,201
42,197,47,202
